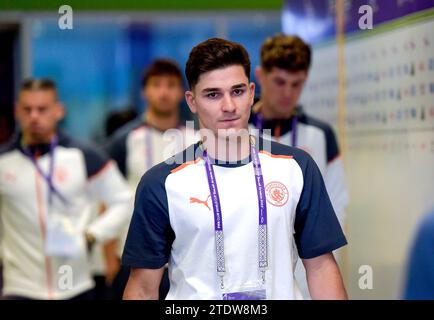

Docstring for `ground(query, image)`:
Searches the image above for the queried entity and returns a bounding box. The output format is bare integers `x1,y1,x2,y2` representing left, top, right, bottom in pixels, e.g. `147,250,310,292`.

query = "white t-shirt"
122,138,347,299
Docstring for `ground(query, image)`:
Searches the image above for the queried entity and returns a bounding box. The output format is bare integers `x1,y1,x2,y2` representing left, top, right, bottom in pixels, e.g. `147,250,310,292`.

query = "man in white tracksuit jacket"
0,78,133,299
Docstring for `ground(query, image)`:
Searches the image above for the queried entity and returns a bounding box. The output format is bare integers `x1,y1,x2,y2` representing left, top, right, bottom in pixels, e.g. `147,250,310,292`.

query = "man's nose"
221,94,236,113
30,110,40,121
158,87,171,99
283,85,294,99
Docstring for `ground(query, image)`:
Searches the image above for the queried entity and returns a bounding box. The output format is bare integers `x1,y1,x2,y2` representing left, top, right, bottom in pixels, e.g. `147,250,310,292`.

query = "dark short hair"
141,59,183,88
185,38,251,89
260,34,311,73
20,78,58,99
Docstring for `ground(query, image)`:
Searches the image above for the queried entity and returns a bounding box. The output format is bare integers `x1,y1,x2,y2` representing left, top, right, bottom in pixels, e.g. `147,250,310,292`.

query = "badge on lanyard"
45,214,81,257
222,282,267,300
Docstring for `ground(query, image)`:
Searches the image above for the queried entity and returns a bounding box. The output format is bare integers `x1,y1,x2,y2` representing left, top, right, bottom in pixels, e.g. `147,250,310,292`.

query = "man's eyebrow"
201,83,247,93
201,87,221,93
231,83,247,89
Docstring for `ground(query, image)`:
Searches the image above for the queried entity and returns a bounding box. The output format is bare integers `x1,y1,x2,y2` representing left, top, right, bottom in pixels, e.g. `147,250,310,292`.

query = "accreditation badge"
45,214,81,257
222,281,267,300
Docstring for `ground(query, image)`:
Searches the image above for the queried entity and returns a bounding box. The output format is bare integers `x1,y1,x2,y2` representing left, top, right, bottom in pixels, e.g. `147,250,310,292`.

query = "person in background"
105,59,197,299
0,78,133,299
403,209,434,300
250,34,350,298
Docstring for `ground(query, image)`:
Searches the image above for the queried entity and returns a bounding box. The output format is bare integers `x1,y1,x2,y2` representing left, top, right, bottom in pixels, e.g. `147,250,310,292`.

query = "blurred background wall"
286,0,434,299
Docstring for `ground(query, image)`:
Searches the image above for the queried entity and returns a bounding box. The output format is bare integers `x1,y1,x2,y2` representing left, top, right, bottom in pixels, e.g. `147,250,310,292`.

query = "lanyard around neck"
23,136,68,206
202,141,268,289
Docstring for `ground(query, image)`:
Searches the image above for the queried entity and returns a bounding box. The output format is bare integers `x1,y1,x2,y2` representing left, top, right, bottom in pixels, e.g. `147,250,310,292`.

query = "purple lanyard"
23,136,68,206
202,143,268,288
255,113,298,147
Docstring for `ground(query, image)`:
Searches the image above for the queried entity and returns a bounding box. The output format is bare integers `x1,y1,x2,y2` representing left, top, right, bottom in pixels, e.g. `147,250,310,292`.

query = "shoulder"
298,108,340,161
58,131,110,177
106,116,144,147
259,137,315,170
299,112,335,135
140,142,199,186
0,134,20,157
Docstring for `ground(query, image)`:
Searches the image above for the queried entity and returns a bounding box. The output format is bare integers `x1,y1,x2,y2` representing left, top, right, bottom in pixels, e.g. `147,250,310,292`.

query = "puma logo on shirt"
190,195,211,211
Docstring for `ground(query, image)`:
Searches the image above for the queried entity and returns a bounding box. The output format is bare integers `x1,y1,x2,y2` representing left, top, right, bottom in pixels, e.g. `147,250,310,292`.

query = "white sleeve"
85,161,133,243
324,157,349,227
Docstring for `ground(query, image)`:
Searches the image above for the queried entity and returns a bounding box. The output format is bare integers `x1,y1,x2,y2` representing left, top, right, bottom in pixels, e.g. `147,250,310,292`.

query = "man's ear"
56,102,65,121
249,82,256,106
185,90,197,114
254,66,264,85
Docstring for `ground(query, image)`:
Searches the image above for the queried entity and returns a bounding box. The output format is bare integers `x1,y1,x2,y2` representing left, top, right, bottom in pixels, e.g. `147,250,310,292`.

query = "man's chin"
152,105,177,117
275,105,295,118
216,127,250,139
27,130,51,143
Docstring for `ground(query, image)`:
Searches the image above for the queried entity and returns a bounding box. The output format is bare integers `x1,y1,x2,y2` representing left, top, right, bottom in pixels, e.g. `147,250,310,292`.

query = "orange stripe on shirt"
35,170,54,299
259,150,293,160
171,158,201,173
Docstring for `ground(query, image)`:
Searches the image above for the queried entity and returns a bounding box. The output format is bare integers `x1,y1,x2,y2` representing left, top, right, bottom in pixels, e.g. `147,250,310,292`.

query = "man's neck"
144,108,179,132
201,131,251,163
22,131,56,146
256,99,295,120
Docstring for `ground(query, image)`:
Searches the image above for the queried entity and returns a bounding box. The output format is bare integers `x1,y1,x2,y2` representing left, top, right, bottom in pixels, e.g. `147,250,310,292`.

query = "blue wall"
30,14,281,141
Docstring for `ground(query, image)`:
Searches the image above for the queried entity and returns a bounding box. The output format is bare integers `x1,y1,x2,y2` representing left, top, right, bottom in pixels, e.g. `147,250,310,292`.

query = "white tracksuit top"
0,131,133,299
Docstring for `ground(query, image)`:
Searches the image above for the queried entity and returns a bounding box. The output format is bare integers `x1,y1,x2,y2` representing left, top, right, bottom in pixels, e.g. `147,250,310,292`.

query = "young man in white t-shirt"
122,38,348,300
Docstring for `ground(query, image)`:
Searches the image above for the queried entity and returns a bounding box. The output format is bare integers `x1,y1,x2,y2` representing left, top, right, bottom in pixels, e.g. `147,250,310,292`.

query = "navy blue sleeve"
105,131,128,177
293,150,347,259
59,132,110,178
404,212,434,300
121,163,175,269
300,112,340,163
104,117,144,177
81,144,110,178
0,133,20,155
323,126,339,163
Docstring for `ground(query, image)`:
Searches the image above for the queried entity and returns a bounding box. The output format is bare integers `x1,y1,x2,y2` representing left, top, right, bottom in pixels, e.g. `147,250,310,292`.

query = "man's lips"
219,117,240,123
279,100,293,107
217,117,241,129
30,125,42,131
